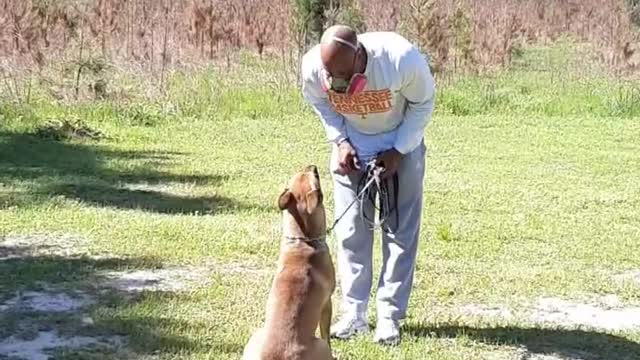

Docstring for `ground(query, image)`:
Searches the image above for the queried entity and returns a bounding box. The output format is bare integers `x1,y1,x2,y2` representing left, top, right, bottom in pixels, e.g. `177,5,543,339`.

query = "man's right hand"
335,140,360,175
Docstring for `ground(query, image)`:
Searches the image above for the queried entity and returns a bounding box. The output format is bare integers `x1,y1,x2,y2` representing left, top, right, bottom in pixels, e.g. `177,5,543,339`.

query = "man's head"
319,25,367,95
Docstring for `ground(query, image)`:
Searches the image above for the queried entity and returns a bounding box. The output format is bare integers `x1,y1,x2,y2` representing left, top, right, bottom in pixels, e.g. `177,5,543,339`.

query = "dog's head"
277,165,326,237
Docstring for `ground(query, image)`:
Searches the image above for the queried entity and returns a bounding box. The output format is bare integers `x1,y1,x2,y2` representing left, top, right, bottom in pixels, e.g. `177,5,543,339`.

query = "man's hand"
375,148,403,180
335,140,360,175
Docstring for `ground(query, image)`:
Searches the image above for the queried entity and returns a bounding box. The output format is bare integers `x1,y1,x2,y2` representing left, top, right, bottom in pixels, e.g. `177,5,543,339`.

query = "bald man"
301,25,436,346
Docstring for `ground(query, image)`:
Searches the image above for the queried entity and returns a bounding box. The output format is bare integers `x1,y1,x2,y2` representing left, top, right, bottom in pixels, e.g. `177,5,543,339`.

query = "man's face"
321,45,358,93
325,51,356,81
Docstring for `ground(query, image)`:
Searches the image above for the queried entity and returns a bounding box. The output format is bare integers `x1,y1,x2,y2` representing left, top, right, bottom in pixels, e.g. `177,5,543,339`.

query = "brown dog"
242,165,336,360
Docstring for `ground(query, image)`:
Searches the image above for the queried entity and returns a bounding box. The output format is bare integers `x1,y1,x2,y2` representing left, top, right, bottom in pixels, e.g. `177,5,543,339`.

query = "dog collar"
283,235,327,249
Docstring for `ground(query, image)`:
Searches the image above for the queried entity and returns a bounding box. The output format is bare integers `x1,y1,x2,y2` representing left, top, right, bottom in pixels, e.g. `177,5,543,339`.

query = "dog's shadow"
404,323,640,360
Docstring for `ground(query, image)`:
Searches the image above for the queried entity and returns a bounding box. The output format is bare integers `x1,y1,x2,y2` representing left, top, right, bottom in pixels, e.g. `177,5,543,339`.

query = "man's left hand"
375,148,403,180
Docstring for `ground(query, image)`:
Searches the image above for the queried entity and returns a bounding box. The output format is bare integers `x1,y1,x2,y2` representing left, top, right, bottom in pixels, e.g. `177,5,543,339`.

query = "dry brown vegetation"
0,0,638,95
395,0,640,74
0,0,290,67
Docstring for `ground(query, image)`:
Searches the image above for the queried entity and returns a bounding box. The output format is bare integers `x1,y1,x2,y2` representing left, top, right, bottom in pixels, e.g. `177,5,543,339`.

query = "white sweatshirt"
301,31,436,161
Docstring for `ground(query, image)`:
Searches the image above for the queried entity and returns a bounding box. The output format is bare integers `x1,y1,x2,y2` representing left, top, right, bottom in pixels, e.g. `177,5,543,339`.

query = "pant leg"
329,145,376,317
375,141,427,321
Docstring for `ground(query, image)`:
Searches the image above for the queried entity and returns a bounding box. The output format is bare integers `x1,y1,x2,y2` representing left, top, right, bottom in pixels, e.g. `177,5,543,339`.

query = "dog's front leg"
320,298,332,350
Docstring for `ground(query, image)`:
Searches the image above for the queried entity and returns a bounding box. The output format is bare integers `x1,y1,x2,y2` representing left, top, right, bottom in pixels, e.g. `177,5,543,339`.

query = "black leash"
357,161,399,233
327,160,399,234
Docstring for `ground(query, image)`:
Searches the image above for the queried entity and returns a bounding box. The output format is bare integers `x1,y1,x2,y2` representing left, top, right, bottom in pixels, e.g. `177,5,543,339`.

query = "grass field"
1,45,640,359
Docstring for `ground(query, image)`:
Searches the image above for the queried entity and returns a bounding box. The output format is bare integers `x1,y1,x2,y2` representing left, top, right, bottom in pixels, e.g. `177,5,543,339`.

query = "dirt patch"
522,350,597,360
0,236,261,357
529,296,640,331
0,264,209,358
0,331,121,360
613,270,640,285
211,260,268,276
121,183,178,193
0,291,93,313
525,355,570,360
455,295,640,332
460,304,514,320
507,345,596,360
99,261,267,293
99,266,213,293
0,233,88,259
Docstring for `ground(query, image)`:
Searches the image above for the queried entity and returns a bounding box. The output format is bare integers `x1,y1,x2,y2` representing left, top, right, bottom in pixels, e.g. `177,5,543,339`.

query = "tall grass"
3,41,639,132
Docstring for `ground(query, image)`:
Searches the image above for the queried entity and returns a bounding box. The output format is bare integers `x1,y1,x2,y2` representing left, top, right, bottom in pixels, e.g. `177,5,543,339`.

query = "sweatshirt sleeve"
301,53,348,144
393,49,436,154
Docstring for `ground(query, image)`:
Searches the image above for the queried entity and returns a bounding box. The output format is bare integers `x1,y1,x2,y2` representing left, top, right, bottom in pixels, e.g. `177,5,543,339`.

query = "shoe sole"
375,337,400,346
330,327,369,340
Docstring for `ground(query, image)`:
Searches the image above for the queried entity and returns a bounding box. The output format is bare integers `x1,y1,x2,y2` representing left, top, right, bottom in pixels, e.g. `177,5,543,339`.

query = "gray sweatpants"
329,141,426,321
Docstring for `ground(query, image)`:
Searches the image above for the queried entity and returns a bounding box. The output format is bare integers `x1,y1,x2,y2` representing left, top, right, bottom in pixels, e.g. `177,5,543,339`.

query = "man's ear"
305,190,322,214
278,189,292,210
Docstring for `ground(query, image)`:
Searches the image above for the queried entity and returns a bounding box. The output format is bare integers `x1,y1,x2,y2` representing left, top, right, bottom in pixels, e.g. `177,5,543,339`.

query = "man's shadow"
405,323,640,360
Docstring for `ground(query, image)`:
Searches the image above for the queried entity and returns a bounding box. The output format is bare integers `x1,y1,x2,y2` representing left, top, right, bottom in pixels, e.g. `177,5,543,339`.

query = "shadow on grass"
0,131,263,215
0,243,242,357
0,244,163,301
405,323,640,360
96,313,244,356
44,183,238,215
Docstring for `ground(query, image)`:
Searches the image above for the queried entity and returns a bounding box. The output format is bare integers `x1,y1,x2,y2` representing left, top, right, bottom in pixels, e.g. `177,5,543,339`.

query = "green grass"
1,43,640,359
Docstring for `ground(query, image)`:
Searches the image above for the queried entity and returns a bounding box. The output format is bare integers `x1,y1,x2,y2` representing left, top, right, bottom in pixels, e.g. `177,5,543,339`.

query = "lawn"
1,49,640,359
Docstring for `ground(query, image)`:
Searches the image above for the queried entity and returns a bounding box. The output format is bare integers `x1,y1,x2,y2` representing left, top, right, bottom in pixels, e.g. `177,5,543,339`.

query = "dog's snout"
306,165,319,177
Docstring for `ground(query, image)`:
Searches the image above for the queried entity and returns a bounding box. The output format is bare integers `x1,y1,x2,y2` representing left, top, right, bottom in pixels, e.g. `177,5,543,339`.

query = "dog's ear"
277,189,292,210
305,189,322,214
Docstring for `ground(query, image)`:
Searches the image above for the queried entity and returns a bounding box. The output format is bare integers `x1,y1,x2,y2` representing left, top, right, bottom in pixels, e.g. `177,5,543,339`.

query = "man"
300,24,436,346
